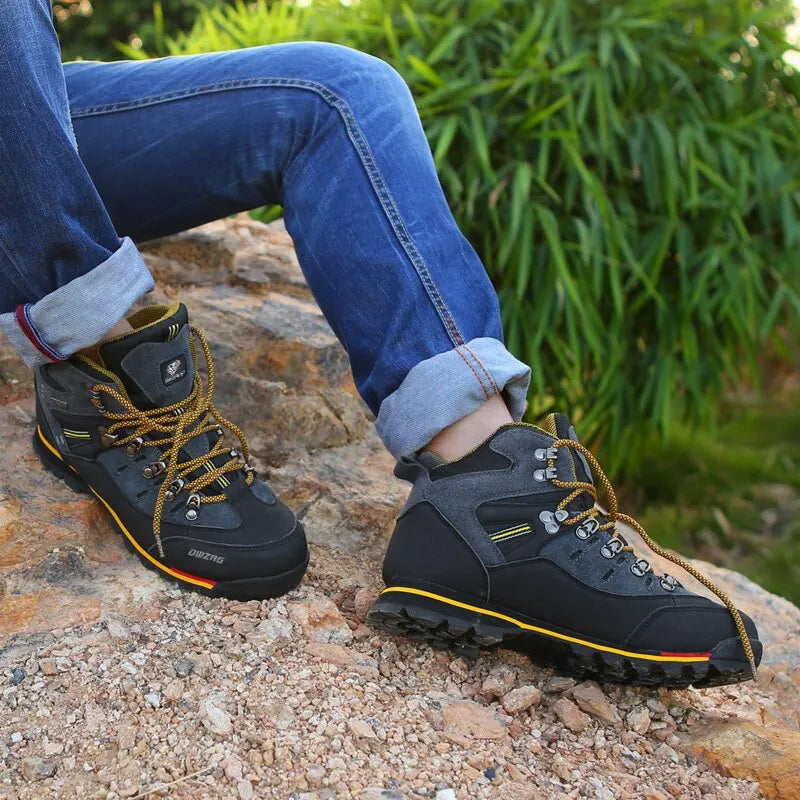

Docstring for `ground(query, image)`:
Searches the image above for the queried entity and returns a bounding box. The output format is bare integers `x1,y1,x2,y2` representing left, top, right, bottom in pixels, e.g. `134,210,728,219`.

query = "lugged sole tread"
367,592,758,689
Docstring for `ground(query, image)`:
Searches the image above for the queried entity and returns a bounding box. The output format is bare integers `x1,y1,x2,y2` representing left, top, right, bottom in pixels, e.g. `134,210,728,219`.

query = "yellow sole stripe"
380,586,711,664
37,426,215,591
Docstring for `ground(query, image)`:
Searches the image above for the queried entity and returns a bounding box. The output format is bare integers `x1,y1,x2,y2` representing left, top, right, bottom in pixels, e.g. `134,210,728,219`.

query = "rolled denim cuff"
375,336,531,458
0,237,154,368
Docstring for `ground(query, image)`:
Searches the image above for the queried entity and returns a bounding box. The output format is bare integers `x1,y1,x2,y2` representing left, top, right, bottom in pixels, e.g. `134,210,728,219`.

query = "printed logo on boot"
188,548,225,564
160,355,187,386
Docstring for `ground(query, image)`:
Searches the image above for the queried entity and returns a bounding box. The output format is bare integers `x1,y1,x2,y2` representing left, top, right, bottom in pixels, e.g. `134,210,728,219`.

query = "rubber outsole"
367,588,761,688
33,429,308,601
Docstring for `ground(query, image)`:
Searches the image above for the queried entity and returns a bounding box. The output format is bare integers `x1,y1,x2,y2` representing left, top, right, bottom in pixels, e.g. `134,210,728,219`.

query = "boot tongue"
99,304,194,410
541,412,594,485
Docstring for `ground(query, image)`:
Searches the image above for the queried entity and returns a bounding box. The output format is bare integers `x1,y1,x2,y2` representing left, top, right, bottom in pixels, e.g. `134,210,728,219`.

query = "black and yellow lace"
83,327,254,558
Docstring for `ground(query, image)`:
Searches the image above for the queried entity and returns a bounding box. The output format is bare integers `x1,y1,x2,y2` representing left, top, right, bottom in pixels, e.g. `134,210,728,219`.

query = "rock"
480,665,517,698
441,699,507,741
287,592,353,644
20,757,57,781
246,612,294,653
262,699,295,731
306,765,325,784
38,659,58,676
199,697,233,736
10,669,25,686
117,725,136,751
174,657,195,677
679,718,800,799
552,697,592,732
144,692,161,708
501,685,542,714
353,587,380,620
626,706,651,735
237,780,255,800
223,756,244,781
572,681,621,725
347,718,378,740
436,790,456,800
163,679,184,702
542,676,576,693
104,615,130,639
358,791,407,800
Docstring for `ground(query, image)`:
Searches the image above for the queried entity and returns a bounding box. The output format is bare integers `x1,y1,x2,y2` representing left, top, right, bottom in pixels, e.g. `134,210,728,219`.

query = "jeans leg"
0,1,153,367
64,44,530,455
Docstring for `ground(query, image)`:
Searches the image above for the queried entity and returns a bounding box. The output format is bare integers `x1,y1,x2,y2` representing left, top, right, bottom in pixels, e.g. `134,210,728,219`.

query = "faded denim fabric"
0,5,530,456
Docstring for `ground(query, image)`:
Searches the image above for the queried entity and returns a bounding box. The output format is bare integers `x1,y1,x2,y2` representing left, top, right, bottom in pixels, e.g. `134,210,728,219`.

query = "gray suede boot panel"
96,444,241,529
36,363,125,453
411,425,565,567
534,528,674,596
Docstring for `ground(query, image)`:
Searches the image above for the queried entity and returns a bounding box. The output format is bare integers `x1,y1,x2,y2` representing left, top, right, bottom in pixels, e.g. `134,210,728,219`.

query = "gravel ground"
0,546,767,800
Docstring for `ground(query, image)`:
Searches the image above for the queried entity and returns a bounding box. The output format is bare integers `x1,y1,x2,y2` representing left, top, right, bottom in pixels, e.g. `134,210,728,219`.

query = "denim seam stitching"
463,345,500,396
19,304,63,361
70,77,466,347
454,345,490,401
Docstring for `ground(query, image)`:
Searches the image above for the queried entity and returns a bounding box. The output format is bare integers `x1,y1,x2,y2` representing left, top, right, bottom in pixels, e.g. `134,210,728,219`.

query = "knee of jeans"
283,42,414,110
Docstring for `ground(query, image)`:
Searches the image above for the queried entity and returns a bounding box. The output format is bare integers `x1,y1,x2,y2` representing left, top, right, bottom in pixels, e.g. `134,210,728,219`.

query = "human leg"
0,0,152,366
64,43,530,458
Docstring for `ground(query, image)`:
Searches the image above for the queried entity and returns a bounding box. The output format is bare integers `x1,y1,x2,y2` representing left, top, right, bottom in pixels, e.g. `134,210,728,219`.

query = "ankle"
424,394,514,461
79,317,134,362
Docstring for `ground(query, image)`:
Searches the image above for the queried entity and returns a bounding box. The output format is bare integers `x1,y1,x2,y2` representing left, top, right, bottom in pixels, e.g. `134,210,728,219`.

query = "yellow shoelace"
548,438,757,678
86,327,254,558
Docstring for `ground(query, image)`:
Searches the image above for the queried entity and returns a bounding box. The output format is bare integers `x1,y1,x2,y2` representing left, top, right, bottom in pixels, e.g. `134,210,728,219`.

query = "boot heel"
32,428,89,495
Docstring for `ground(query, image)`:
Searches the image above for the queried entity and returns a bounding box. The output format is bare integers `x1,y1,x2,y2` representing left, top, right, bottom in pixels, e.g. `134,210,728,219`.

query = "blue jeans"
0,1,530,457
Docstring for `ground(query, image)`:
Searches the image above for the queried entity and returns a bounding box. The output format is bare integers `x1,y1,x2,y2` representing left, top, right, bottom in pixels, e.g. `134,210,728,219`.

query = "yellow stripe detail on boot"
489,524,531,541
36,426,215,590
380,586,711,664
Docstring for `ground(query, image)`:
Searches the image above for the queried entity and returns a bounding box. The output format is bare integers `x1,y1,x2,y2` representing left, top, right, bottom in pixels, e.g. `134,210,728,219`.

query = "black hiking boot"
368,415,761,688
33,303,308,600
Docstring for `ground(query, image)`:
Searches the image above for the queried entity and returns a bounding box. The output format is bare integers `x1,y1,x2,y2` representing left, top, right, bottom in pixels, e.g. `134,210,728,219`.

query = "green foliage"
625,394,800,603
54,0,216,61
147,0,800,471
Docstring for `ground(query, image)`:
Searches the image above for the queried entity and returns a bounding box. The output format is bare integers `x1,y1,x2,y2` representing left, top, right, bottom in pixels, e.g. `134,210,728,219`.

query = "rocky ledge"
0,217,798,800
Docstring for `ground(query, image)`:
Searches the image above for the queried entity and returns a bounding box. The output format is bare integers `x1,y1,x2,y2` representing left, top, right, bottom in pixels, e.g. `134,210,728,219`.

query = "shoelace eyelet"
630,558,650,577
185,493,201,521
143,460,167,479
660,575,677,592
164,478,185,501
600,538,624,559
89,388,107,412
534,447,558,461
97,426,118,448
125,437,144,456
534,466,558,482
575,516,600,539
539,509,568,534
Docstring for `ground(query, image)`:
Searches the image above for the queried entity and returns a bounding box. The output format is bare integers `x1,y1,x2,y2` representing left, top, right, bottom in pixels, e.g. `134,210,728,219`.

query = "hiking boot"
33,303,308,600
368,415,762,687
